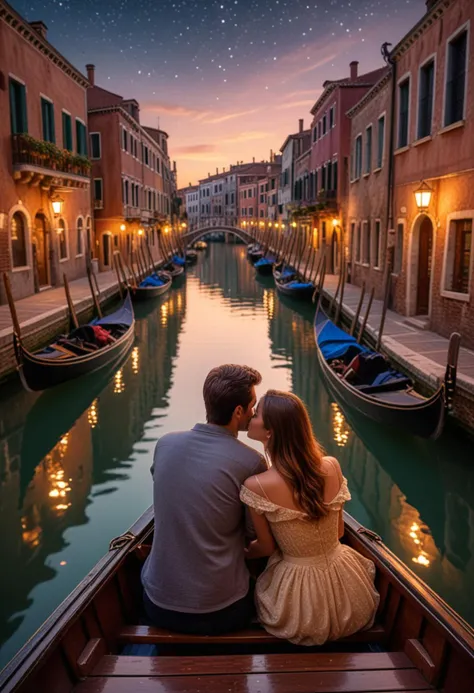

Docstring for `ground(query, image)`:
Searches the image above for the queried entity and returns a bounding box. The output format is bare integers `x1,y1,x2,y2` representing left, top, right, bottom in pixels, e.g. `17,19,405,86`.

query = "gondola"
130,270,172,302
273,264,315,301
161,260,185,279
1,507,472,693
273,261,297,282
10,293,135,392
193,240,208,250
254,254,276,276
247,243,264,263
314,303,460,439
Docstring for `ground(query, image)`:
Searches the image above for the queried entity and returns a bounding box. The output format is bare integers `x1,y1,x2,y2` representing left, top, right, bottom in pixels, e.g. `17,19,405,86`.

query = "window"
356,223,361,262
94,178,103,207
62,112,72,151
362,221,370,264
394,222,404,274
333,160,338,192
90,133,101,159
76,120,87,155
365,126,372,174
418,60,435,139
9,79,28,134
58,219,67,260
327,161,332,191
322,115,327,135
398,78,410,148
41,97,55,142
445,29,468,126
376,115,385,169
76,217,84,256
122,128,128,151
145,146,149,166
444,218,472,294
354,135,362,179
123,179,129,204
10,212,27,267
329,106,335,128
313,126,317,143
372,220,381,268
318,121,321,138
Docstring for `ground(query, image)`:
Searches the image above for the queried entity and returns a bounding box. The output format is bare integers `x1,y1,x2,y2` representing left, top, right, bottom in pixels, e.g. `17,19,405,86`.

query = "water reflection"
0,283,187,667
0,243,473,670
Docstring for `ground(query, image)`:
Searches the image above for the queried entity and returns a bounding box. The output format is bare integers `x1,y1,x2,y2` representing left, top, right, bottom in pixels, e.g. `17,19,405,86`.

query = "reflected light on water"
46,435,73,514
131,347,140,374
331,403,350,447
263,290,275,320
87,399,98,428
160,302,169,326
114,369,125,394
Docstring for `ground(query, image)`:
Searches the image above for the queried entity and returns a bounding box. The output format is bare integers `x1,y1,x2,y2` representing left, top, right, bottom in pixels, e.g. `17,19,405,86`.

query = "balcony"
123,205,141,221
11,134,90,190
317,189,338,208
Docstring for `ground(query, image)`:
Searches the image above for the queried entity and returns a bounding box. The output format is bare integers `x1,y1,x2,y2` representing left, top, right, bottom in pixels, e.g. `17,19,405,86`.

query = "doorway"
102,233,111,268
416,216,433,315
33,214,50,288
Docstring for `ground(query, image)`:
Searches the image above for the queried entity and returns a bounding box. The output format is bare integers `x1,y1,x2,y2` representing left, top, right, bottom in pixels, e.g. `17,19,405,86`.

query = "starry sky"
13,0,424,186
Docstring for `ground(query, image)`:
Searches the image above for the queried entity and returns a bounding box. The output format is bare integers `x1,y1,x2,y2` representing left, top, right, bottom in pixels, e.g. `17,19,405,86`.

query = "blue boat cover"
255,255,275,267
172,255,186,266
282,268,295,277
286,281,313,290
318,318,367,360
91,293,134,328
140,275,164,287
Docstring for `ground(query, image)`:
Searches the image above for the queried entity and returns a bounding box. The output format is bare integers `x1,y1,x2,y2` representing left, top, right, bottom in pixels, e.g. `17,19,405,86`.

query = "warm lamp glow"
120,224,126,232
181,222,187,228
414,181,433,210
259,221,264,227
292,221,297,228
164,226,170,233
332,218,341,227
138,228,144,236
52,197,64,216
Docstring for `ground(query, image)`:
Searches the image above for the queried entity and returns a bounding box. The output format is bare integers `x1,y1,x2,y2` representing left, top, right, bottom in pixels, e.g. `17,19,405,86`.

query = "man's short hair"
203,364,262,425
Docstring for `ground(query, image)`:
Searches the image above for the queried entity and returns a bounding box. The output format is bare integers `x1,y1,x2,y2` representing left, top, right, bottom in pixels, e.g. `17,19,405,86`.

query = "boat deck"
72,626,436,693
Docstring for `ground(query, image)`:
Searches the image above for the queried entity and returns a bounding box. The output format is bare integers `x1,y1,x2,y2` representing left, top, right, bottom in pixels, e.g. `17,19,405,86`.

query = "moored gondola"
1,507,472,692
130,270,172,302
3,273,135,393
314,303,460,439
162,260,185,279
254,254,276,276
273,263,315,300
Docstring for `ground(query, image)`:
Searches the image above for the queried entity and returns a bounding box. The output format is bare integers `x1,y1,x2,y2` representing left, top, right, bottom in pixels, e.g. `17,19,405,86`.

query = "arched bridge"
183,225,255,247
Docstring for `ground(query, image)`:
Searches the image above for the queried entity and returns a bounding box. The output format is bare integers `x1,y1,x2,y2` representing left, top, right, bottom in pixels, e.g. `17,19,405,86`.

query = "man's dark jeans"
143,589,254,635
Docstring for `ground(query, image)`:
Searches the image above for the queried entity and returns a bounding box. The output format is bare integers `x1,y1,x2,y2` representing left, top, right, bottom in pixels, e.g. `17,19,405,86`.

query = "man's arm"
244,455,267,540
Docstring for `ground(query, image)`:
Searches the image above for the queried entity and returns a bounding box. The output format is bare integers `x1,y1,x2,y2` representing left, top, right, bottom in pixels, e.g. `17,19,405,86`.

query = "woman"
241,390,379,646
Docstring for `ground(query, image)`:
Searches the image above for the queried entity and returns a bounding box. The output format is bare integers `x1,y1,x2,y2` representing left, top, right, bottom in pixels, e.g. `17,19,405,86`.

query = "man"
141,364,265,634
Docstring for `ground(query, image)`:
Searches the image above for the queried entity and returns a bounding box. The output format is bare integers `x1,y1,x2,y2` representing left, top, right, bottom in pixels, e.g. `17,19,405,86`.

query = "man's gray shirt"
141,423,265,613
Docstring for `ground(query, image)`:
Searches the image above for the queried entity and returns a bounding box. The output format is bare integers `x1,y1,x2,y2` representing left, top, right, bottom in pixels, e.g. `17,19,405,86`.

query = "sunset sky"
13,0,424,186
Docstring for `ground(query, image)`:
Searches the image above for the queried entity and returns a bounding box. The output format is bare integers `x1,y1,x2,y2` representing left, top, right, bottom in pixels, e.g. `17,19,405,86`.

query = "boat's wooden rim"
1,508,473,692
314,308,445,413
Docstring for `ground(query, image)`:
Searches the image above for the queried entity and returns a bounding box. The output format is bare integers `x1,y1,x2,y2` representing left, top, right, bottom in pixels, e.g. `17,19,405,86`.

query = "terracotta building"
0,1,91,303
389,0,474,348
308,62,388,274
279,120,311,221
347,68,392,297
87,65,172,270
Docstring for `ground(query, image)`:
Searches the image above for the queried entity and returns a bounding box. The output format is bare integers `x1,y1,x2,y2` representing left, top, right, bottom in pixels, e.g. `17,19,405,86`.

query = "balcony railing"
11,134,91,182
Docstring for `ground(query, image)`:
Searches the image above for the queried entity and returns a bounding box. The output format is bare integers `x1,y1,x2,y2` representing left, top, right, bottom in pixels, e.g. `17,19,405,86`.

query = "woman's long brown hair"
262,390,328,519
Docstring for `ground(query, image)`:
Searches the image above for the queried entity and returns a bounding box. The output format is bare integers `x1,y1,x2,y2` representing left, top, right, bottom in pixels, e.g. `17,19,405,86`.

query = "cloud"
204,108,261,124
140,101,211,120
173,144,217,154
276,99,315,111
222,131,269,143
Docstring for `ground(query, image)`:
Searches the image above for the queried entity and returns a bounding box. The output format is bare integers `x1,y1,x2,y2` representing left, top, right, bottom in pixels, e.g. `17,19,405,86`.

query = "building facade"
389,0,474,347
279,120,311,221
347,69,392,298
87,65,172,270
0,2,91,303
180,185,199,229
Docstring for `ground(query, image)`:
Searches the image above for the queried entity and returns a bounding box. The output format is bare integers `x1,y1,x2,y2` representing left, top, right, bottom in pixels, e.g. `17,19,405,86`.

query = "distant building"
279,120,311,221
0,1,91,302
180,185,199,229
87,65,172,270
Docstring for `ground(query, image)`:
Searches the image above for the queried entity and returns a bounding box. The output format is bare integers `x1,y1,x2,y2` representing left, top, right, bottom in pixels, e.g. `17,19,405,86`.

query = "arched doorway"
32,214,50,288
416,216,433,315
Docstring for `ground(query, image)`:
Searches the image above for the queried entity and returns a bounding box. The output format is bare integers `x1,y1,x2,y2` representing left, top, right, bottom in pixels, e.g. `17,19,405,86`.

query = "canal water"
0,243,473,669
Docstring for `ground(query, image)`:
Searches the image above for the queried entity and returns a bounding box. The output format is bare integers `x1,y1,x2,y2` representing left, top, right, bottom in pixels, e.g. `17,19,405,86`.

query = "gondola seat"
356,371,413,395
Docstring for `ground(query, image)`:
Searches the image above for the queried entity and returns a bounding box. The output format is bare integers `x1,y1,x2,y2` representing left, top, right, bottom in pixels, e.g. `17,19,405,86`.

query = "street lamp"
120,223,126,232
138,228,144,236
414,181,433,211
51,196,64,216
332,217,341,228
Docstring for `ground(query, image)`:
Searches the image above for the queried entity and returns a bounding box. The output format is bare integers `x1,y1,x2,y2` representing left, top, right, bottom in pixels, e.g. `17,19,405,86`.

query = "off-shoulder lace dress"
240,473,379,645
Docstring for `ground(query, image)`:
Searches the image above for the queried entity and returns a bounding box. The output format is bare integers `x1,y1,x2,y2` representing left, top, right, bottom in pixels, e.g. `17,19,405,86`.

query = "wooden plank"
92,652,414,677
74,669,434,692
77,638,107,678
117,624,386,646
405,640,436,685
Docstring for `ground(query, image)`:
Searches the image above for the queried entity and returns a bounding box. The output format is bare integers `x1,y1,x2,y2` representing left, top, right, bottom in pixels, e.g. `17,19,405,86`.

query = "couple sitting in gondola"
141,365,379,645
